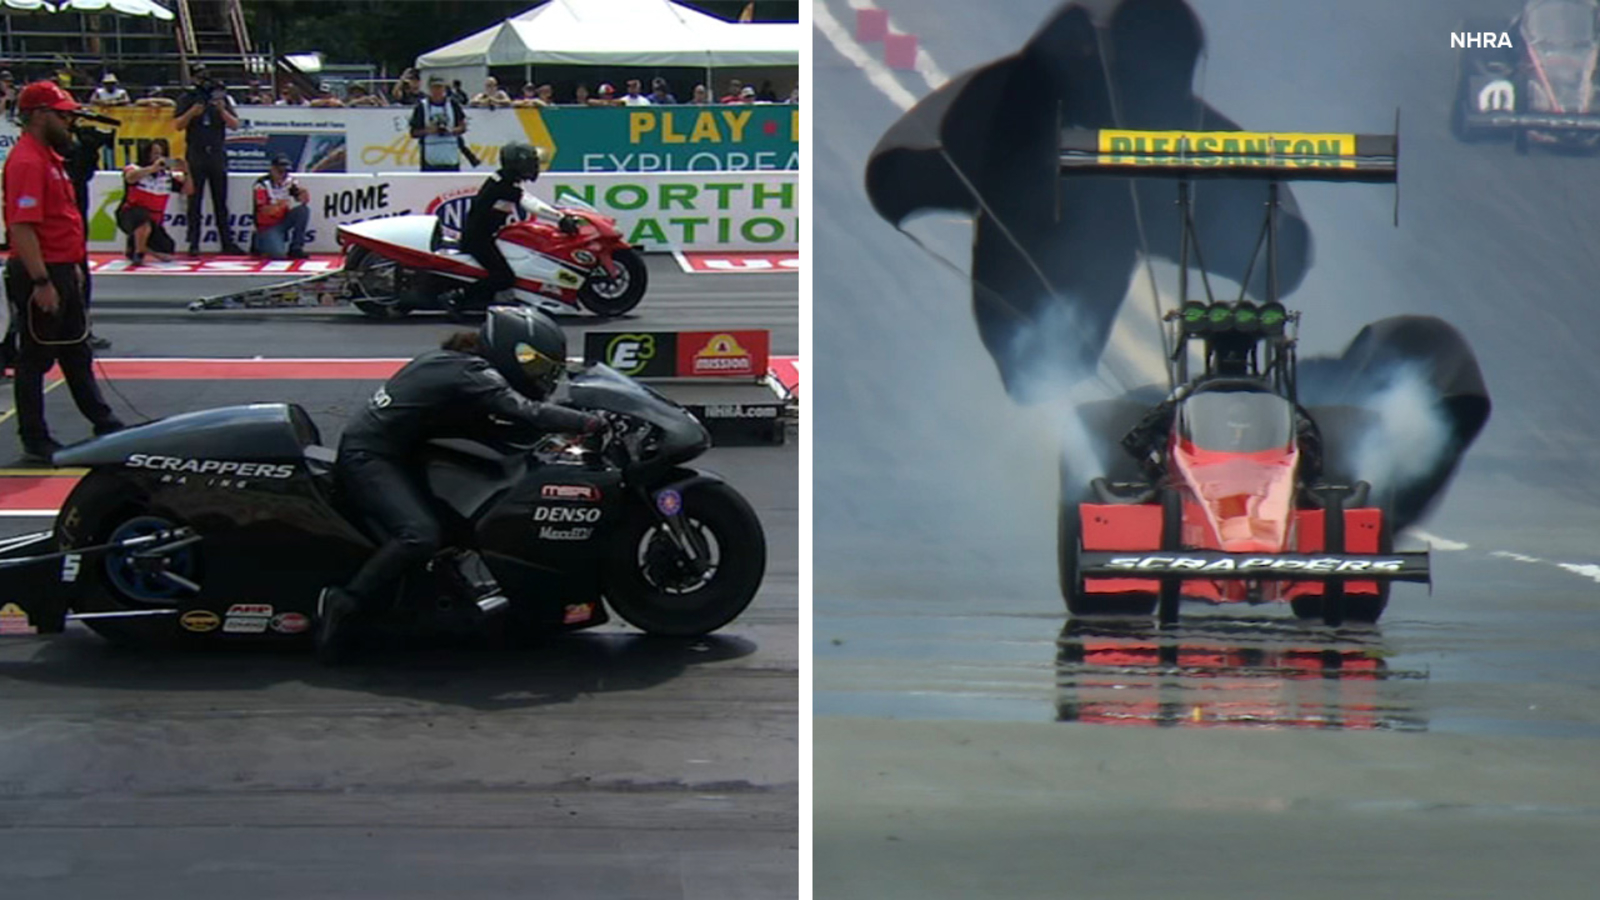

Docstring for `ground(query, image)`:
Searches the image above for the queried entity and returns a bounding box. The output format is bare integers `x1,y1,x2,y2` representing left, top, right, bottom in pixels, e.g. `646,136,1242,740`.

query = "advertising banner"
76,170,796,254
0,104,799,174
584,329,771,379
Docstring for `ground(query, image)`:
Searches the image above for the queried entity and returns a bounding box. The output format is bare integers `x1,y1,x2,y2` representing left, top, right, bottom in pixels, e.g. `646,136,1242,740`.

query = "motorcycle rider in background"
453,141,584,313
316,306,604,663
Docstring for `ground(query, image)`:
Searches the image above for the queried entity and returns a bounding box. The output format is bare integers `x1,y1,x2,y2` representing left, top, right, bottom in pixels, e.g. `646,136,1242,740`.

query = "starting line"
86,253,344,276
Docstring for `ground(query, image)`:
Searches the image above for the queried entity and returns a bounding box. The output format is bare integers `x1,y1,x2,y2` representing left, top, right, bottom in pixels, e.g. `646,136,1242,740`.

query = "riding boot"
443,549,511,620
315,586,364,664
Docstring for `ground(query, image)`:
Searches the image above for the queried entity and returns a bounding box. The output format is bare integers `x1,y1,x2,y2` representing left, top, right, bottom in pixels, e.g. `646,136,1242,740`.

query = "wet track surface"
0,257,798,898
816,0,1600,896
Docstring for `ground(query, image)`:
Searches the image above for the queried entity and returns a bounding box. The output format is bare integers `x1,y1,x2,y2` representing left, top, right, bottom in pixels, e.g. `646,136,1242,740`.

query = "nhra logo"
427,187,526,237
533,506,602,524
541,484,601,502
691,333,755,376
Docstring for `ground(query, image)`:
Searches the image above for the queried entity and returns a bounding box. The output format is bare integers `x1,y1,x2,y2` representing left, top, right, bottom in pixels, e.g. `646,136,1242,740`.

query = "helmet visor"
515,341,563,389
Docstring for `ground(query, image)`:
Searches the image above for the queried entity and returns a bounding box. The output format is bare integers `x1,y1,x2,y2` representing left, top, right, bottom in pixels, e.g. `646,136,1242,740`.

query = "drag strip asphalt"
0,253,798,898
815,0,1600,896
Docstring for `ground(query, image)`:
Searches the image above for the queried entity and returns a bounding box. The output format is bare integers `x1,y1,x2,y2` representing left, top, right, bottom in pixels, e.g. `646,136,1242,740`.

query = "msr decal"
541,484,601,502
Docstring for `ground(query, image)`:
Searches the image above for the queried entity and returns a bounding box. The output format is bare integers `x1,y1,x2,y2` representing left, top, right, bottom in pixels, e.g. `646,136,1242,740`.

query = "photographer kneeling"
118,138,190,267
252,154,310,260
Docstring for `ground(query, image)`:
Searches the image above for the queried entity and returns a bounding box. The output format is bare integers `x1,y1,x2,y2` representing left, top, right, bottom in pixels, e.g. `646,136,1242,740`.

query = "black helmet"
479,306,567,399
500,141,542,181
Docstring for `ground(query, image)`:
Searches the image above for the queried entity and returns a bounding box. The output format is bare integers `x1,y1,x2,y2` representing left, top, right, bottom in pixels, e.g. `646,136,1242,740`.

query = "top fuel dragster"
1056,128,1431,627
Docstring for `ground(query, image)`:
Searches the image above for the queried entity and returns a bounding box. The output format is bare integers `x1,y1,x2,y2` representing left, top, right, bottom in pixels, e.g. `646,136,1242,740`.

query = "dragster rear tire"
1059,487,1155,617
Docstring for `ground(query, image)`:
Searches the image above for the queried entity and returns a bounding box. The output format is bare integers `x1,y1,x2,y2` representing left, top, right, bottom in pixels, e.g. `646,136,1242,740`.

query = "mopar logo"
533,507,602,524
1106,556,1406,574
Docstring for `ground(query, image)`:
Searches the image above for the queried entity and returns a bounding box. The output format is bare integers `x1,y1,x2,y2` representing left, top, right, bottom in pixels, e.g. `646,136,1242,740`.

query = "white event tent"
416,0,797,81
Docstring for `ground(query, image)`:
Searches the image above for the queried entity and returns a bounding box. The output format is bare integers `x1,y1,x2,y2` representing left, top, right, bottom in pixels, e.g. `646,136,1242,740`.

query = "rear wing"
1059,129,1399,183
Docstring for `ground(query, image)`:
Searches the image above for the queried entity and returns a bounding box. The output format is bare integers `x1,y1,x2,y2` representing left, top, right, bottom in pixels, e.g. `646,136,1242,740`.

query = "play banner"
0,104,798,174
72,170,797,253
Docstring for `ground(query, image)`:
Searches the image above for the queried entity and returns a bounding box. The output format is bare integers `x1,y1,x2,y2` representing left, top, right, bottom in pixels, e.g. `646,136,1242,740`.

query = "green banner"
541,105,799,173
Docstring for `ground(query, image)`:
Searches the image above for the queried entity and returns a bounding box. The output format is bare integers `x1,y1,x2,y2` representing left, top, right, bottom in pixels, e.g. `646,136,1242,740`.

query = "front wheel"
579,248,648,317
603,481,765,636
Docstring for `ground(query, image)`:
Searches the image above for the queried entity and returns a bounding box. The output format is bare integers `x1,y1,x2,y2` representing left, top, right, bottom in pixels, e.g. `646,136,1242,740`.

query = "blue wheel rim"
104,515,196,605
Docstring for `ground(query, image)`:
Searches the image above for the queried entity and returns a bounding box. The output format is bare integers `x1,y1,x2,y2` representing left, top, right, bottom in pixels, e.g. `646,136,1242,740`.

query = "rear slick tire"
57,472,197,648
1156,487,1182,627
347,246,412,319
603,482,765,636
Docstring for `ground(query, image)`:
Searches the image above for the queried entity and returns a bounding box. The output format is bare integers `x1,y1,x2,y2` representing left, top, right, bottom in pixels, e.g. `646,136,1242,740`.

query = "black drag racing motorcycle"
0,365,766,647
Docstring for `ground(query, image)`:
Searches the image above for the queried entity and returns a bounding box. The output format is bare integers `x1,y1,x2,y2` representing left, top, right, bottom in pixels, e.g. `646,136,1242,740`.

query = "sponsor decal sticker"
0,602,37,635
17,195,37,209
1103,555,1408,574
690,333,755,376
126,454,296,480
271,612,311,635
656,489,683,517
541,484,601,502
180,610,221,633
533,507,602,523
539,525,594,541
223,603,273,634
605,333,655,375
572,249,597,265
563,602,595,625
1096,130,1359,170
555,268,582,288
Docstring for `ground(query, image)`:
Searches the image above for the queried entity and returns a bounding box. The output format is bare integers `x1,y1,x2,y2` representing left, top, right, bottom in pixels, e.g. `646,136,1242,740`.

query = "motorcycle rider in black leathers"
316,306,602,662
455,141,583,312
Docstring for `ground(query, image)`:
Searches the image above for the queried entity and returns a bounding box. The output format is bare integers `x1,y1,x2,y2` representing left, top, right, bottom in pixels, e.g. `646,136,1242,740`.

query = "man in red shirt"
4,81,123,462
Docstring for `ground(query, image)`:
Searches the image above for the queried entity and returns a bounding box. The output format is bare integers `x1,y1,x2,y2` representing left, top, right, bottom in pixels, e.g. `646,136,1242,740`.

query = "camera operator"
4,82,124,462
252,153,310,260
172,63,246,256
408,77,467,172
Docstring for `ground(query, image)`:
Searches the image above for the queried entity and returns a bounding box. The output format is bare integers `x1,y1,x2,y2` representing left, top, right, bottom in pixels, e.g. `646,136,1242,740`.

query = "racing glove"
558,215,583,236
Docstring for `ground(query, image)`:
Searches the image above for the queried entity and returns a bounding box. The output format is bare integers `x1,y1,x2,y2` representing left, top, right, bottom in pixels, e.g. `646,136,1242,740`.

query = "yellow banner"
1096,130,1358,169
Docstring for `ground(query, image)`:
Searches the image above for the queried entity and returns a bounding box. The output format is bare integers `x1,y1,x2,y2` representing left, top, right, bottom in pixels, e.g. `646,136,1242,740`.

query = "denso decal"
533,507,602,524
541,484,601,502
126,454,296,479
539,525,594,541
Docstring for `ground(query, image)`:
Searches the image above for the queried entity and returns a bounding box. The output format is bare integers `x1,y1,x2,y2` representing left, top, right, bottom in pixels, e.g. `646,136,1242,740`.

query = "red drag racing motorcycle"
337,197,647,319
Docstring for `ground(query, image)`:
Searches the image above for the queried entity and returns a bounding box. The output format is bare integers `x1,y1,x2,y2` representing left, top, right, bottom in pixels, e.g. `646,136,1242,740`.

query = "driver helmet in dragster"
480,306,567,400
